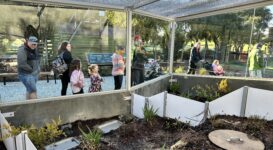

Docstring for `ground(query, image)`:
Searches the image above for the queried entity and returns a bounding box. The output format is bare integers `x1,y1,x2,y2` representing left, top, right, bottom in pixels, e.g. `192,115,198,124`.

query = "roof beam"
10,0,124,11
131,0,159,9
133,9,174,22
175,0,273,21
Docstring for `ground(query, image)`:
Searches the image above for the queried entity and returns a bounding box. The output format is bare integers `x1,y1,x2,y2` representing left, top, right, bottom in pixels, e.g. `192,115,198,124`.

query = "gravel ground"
0,76,125,102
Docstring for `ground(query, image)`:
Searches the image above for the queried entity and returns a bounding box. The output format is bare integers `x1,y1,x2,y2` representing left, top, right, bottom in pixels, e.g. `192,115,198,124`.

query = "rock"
170,139,187,150
119,114,134,123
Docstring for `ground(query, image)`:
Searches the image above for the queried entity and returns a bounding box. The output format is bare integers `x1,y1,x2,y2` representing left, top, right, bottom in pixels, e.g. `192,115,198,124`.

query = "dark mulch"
1,115,273,150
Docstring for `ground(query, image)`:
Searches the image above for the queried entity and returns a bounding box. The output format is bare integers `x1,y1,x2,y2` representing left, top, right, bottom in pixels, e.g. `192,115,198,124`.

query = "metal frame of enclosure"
9,0,273,91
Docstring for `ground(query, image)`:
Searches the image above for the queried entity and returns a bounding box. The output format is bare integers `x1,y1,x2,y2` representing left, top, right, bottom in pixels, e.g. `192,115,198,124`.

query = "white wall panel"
149,92,165,117
246,87,273,120
166,94,205,126
209,87,243,117
132,94,146,118
0,113,15,150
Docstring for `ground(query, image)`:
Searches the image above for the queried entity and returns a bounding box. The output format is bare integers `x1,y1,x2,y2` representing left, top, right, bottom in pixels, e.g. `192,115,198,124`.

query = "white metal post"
126,9,132,91
169,21,176,74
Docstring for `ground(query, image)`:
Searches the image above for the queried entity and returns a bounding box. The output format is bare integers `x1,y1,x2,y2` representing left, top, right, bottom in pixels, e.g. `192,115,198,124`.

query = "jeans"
19,74,38,93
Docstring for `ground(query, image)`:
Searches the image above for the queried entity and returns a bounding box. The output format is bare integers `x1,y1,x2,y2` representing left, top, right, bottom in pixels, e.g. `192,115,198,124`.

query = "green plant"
2,117,64,149
169,83,180,94
191,85,220,102
79,126,102,150
143,103,158,126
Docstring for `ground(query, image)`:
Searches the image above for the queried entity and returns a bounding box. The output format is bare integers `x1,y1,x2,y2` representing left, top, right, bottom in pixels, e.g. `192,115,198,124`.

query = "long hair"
58,41,70,54
70,59,81,71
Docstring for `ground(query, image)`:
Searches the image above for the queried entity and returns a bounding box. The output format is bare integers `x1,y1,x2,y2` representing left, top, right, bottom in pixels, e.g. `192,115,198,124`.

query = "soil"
1,115,272,150
73,115,273,150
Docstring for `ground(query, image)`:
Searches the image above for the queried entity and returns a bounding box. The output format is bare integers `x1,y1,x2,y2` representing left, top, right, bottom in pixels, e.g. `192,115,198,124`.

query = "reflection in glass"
131,14,170,86
174,6,273,79
0,2,127,102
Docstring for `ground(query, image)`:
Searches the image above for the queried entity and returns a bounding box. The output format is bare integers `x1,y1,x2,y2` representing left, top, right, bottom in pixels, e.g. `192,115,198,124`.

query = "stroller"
144,58,161,80
202,61,215,75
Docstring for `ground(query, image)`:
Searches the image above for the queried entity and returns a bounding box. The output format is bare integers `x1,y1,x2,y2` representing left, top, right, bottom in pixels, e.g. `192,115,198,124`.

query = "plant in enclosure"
191,85,220,102
143,103,158,126
169,83,181,95
2,117,64,149
79,126,102,150
218,79,229,95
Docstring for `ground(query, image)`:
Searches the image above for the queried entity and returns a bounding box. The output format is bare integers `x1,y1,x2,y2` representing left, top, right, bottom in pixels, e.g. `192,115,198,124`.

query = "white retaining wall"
132,86,273,126
246,87,273,120
0,113,37,150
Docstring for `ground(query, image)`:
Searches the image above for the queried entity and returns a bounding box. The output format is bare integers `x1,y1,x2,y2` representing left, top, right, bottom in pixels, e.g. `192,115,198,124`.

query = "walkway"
0,76,126,102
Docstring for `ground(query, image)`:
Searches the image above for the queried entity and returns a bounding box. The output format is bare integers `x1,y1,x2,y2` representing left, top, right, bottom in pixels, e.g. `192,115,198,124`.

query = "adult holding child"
17,25,40,100
112,46,125,90
58,41,73,95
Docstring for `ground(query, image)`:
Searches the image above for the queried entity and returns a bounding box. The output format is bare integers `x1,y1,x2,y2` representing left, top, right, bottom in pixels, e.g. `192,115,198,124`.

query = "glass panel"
0,2,127,102
174,9,256,77
131,14,170,86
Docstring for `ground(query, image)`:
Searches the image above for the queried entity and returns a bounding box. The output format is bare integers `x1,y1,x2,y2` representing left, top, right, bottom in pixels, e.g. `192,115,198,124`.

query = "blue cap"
28,36,38,44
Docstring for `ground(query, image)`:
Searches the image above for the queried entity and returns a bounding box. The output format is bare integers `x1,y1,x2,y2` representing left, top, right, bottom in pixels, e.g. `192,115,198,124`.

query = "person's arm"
17,48,33,73
70,71,79,86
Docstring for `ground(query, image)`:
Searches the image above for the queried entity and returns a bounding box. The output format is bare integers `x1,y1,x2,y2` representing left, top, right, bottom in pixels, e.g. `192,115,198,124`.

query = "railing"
0,72,56,85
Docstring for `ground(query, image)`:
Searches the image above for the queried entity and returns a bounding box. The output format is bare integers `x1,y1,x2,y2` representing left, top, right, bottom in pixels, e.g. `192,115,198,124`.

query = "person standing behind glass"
112,46,125,90
187,42,202,74
132,46,147,85
17,35,40,100
58,41,73,95
247,43,264,78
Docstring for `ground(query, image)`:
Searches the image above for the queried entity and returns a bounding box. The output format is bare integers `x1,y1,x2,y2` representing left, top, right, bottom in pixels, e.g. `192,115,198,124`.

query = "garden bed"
71,115,273,149
1,115,273,149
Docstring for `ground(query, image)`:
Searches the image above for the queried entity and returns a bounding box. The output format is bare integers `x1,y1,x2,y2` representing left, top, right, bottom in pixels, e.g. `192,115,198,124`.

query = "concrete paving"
0,76,125,102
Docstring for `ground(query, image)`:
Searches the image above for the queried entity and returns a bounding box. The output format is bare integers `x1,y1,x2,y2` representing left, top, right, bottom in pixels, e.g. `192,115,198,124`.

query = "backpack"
52,52,68,75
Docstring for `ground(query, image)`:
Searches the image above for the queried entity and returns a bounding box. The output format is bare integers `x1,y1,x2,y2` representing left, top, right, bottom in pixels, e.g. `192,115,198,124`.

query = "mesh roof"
13,0,272,20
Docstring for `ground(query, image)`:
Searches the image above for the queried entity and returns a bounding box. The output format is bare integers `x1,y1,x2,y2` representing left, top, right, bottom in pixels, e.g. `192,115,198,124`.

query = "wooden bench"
0,72,56,85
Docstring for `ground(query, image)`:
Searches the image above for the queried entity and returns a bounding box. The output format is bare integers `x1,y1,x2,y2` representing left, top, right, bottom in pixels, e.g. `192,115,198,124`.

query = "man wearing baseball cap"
17,35,40,100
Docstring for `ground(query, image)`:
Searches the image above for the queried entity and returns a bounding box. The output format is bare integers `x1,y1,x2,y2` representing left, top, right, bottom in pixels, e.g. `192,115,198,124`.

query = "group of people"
187,42,224,76
17,25,265,100
187,41,265,78
17,25,126,100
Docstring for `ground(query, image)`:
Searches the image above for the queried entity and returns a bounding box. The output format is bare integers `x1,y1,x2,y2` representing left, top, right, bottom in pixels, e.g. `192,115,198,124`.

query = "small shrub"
79,126,102,150
143,103,158,126
218,79,229,94
169,83,180,94
191,85,220,102
2,117,64,149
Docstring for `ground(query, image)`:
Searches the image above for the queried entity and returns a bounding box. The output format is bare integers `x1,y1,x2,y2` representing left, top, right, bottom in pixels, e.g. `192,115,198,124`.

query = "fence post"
199,101,209,124
145,97,149,106
163,91,167,117
240,86,249,117
131,92,134,115
21,130,27,150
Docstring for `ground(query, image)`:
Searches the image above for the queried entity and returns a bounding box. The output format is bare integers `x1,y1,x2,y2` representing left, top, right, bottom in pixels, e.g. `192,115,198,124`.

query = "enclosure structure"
0,0,273,128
